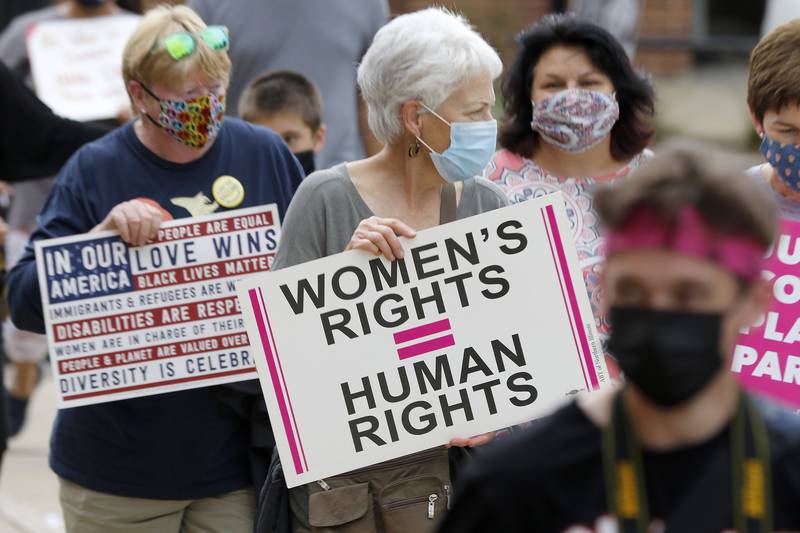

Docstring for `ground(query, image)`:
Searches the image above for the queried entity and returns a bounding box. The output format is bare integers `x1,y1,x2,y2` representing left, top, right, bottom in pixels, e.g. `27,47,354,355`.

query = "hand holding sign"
446,432,495,448
92,199,168,246
346,216,417,261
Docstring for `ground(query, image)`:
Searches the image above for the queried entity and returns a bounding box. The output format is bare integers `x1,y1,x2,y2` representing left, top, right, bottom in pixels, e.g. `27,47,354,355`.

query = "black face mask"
607,306,724,407
294,150,315,177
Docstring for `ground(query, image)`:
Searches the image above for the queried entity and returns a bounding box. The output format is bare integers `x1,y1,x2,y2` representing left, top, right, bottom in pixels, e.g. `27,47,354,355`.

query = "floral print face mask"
531,88,619,153
140,83,226,149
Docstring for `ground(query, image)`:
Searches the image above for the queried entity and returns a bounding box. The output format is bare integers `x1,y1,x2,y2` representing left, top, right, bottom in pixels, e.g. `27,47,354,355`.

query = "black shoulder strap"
440,182,457,225
603,393,649,533
603,393,772,533
668,395,772,533
734,395,773,533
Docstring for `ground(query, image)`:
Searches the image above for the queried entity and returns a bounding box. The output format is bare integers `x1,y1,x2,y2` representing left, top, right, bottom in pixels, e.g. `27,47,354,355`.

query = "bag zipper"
444,484,451,510
316,479,331,491
383,491,441,517
427,493,438,519
384,494,429,511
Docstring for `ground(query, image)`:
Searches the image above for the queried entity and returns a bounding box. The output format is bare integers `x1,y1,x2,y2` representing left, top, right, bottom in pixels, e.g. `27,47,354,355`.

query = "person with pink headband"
437,142,800,533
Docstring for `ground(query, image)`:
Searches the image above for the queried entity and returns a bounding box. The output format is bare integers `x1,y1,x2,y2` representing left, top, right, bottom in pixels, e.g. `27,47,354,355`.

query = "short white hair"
357,7,503,145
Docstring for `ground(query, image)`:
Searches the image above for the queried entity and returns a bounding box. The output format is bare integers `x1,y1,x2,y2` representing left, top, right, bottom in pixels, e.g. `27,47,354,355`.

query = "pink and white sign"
237,194,608,487
733,219,800,408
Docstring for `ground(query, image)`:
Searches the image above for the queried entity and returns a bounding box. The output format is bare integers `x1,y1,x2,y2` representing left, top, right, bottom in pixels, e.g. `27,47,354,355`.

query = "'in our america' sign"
36,205,280,408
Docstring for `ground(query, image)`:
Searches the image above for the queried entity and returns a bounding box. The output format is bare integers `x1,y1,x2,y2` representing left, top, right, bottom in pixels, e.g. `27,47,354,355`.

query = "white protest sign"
35,205,280,408
26,14,140,122
237,193,608,488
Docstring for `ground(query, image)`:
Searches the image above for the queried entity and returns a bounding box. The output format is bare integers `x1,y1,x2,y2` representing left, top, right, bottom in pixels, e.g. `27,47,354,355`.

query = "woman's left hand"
446,432,495,448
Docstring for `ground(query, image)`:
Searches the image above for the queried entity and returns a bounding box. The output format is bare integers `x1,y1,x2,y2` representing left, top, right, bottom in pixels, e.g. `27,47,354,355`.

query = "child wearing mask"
439,142,800,532
239,70,327,177
747,18,800,220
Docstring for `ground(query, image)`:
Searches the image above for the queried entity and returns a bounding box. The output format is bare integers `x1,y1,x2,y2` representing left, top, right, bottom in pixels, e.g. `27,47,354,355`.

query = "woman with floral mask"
486,14,655,353
746,18,800,221
7,5,303,532
272,7,507,533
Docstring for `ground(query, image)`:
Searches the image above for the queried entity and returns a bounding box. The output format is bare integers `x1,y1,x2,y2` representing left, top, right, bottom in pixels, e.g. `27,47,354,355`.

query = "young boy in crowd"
239,70,326,176
438,143,800,532
747,18,800,220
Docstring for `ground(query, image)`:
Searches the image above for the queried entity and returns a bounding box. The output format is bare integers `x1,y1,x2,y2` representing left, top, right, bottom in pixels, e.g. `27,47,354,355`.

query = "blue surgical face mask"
760,133,800,192
416,103,497,183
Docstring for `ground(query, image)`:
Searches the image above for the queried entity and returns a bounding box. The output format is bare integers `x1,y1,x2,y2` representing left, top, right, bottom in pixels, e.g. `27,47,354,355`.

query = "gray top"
188,0,389,169
747,163,800,221
273,164,510,270
277,163,509,526
7,178,55,230
0,6,63,227
0,5,62,84
0,6,125,222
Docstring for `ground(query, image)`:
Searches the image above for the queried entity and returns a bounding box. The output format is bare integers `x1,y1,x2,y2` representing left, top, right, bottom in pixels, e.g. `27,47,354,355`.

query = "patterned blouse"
484,148,651,338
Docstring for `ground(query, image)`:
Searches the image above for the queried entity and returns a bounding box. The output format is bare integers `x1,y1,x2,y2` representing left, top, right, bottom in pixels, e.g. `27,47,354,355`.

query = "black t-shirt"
0,63,107,180
438,399,800,532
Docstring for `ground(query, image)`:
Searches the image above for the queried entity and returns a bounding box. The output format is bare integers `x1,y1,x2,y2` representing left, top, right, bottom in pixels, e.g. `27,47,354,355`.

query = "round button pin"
212,175,245,208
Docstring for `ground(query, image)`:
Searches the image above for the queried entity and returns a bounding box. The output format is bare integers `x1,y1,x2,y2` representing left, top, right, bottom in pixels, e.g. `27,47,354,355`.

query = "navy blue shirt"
7,118,303,499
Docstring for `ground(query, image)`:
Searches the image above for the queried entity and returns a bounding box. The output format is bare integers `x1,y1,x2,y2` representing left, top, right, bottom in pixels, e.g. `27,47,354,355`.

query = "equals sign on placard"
393,318,454,361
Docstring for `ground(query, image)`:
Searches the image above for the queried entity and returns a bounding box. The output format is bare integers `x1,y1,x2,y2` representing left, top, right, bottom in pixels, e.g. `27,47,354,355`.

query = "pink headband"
605,206,765,281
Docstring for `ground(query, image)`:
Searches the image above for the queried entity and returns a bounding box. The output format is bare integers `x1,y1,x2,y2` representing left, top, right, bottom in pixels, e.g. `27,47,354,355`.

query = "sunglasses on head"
153,25,229,61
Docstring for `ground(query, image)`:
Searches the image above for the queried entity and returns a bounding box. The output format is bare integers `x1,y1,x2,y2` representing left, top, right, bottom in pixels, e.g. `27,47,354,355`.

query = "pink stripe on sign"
258,288,309,472
393,318,451,345
541,209,590,392
248,288,305,475
397,334,455,360
545,205,599,390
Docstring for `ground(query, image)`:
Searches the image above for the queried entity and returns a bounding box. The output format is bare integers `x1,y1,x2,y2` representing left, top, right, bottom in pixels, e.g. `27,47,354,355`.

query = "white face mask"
416,103,497,183
530,88,619,153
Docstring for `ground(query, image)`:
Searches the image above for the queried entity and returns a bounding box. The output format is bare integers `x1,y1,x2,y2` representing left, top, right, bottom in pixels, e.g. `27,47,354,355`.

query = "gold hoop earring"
408,138,421,158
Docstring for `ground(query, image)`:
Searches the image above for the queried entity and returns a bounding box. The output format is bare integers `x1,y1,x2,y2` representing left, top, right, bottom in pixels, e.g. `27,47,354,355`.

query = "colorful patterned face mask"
531,88,619,153
140,83,225,148
760,134,800,192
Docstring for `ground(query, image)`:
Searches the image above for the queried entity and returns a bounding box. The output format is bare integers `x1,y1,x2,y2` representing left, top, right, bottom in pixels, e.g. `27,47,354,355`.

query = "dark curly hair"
499,14,655,161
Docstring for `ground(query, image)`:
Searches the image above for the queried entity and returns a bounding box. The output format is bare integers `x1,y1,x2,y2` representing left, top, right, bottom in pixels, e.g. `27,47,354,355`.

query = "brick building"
388,0,766,75
143,0,765,76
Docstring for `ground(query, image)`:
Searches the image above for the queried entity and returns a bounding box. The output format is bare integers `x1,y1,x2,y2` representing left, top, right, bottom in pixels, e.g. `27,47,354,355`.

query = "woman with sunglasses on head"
485,14,654,367
7,6,303,533
271,8,507,532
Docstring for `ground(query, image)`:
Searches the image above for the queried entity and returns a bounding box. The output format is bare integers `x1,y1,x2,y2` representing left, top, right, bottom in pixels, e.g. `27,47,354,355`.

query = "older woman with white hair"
272,7,507,533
